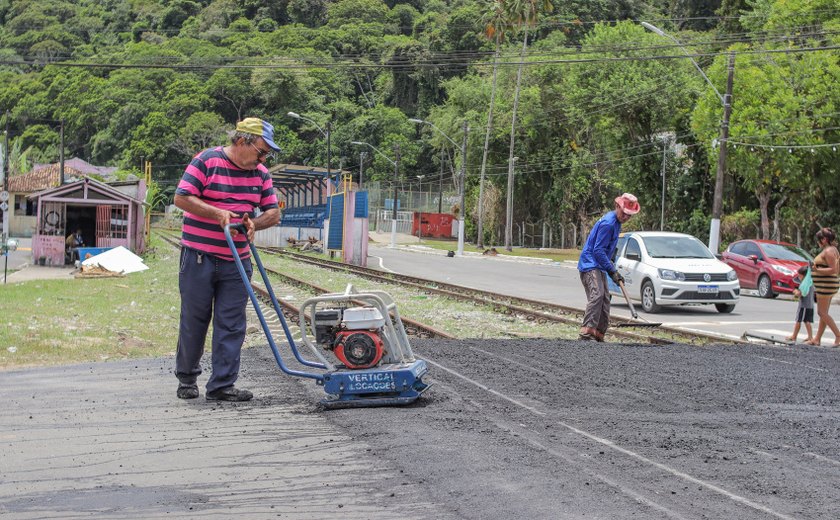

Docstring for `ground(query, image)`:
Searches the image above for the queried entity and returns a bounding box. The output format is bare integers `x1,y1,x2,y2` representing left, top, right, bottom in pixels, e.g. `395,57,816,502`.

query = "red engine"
314,307,388,370
333,331,385,369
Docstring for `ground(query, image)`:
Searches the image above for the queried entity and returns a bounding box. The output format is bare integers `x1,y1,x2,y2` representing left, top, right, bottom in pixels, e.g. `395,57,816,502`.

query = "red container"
412,212,455,238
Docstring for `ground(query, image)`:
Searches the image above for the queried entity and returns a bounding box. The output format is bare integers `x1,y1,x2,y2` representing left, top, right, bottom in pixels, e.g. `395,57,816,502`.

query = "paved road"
367,244,838,344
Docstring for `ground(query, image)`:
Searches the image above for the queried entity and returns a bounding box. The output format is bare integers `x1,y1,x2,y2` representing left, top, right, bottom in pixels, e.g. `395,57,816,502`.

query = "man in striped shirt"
173,117,281,401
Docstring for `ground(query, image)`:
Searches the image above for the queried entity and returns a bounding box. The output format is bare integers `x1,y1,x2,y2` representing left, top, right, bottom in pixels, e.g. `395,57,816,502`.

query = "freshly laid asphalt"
0,355,451,519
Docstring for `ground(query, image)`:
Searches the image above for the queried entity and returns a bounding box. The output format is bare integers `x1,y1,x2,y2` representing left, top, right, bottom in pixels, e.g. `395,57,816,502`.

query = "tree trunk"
756,186,771,240
772,194,787,242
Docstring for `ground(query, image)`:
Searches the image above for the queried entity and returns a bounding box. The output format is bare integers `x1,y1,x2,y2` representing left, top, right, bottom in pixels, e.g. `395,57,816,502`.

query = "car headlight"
771,265,795,276
658,268,685,281
727,270,738,281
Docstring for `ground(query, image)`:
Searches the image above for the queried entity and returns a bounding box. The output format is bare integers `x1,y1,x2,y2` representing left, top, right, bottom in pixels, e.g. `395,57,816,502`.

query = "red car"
721,239,813,298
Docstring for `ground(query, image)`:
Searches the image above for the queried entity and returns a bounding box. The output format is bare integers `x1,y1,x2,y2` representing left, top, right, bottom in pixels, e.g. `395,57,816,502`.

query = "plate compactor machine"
224,224,430,408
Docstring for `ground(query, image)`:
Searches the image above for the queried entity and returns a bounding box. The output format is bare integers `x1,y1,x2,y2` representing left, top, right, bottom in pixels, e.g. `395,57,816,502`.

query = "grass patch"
0,233,181,370
1,231,581,370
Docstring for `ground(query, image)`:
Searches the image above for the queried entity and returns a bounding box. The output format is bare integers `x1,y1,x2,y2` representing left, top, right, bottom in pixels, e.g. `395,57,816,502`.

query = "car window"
625,238,642,259
642,236,715,259
729,242,747,256
761,242,813,262
744,242,762,258
613,236,628,261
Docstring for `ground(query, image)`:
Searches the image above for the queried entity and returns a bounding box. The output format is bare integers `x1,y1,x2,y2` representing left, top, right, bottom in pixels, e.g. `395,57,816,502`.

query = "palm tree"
501,0,552,251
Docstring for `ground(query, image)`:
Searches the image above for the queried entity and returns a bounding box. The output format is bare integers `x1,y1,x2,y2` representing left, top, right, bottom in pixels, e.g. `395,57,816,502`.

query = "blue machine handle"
223,224,326,380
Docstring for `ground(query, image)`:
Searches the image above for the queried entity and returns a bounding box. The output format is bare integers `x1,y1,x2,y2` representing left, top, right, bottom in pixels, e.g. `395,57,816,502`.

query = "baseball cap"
614,193,640,215
235,117,281,151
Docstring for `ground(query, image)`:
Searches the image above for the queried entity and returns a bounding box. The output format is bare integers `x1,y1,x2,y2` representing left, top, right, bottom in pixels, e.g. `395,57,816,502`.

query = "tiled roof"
33,157,118,177
7,165,84,193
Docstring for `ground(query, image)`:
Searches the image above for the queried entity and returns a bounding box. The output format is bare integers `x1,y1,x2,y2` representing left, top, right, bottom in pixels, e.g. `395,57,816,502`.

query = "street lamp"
641,22,735,253
351,141,400,249
287,111,332,185
409,118,469,257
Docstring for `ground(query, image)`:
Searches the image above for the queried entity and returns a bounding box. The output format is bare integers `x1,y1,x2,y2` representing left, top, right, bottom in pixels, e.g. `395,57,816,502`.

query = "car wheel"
757,274,774,298
715,303,736,313
640,280,661,314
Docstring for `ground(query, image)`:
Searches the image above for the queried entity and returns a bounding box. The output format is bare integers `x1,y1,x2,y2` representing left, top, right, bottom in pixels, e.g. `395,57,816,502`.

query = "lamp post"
288,112,332,185
416,175,425,242
409,118,468,257
504,156,519,251
351,141,399,248
358,150,367,188
641,22,734,253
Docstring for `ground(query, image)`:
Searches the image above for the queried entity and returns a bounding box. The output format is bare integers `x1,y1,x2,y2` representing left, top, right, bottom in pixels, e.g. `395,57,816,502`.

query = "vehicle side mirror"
714,253,722,260
626,252,641,262
748,254,758,264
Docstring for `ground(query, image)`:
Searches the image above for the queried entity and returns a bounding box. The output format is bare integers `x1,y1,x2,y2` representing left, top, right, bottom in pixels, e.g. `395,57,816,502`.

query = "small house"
29,176,147,265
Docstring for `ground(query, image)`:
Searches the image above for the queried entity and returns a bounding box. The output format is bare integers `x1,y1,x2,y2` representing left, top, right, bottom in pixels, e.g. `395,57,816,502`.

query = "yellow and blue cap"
236,117,281,151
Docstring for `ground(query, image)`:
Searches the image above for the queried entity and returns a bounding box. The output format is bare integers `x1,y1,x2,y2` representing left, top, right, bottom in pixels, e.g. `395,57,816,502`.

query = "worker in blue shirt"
578,193,640,341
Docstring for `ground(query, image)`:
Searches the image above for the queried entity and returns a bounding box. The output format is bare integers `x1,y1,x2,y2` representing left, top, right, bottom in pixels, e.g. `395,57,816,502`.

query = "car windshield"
643,236,715,259
761,243,813,262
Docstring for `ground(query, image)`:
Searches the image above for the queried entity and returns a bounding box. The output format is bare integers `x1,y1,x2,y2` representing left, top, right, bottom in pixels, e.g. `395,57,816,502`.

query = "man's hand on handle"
609,271,624,285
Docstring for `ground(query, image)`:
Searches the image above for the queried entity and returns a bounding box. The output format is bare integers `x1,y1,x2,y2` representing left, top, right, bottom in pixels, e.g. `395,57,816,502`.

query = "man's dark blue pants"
175,247,252,393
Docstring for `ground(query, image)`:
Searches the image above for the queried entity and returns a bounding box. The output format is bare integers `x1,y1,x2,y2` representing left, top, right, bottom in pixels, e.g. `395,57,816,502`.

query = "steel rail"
270,248,743,345
157,232,453,339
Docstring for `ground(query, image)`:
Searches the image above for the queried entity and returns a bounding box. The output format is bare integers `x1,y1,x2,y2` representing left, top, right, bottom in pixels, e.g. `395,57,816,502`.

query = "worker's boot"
593,330,605,342
579,327,598,341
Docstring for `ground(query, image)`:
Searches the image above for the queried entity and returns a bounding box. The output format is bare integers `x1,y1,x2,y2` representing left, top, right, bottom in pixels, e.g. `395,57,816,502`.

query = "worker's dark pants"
580,269,610,334
175,247,252,393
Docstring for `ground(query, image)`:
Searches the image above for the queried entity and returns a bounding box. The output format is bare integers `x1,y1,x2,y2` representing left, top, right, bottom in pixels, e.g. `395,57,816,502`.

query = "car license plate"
697,285,719,294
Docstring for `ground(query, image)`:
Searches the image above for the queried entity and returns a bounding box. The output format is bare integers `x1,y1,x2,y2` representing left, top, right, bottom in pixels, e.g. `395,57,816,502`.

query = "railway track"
157,232,452,340
266,248,737,345
156,231,735,345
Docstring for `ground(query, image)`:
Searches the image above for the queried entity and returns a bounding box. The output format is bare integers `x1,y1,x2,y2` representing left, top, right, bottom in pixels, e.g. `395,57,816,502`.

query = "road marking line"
804,452,840,467
367,255,394,273
422,354,798,520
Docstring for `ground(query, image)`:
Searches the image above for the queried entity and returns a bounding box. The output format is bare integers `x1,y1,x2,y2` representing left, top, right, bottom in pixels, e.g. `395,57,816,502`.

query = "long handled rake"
614,280,662,328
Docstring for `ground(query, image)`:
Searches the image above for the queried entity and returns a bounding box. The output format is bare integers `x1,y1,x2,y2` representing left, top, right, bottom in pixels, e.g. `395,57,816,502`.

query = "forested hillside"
1,0,838,247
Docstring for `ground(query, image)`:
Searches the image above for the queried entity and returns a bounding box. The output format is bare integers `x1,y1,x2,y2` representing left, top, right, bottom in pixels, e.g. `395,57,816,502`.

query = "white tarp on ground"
81,246,148,274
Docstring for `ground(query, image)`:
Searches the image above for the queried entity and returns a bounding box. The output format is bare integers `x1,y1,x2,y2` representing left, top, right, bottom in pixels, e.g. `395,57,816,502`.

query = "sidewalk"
4,265,76,283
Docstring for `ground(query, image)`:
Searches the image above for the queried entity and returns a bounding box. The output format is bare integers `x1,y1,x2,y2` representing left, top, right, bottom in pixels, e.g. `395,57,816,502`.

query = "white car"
608,231,740,314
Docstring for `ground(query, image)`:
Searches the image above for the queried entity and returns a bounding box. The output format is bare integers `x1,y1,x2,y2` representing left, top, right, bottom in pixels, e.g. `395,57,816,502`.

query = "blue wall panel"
354,192,369,218
327,195,344,250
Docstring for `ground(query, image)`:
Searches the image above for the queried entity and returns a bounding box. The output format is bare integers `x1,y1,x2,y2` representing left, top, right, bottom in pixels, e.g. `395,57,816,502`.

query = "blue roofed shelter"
256,163,369,266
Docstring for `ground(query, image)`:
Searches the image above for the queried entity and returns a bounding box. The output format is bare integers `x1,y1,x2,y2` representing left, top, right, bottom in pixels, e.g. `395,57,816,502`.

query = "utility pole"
457,120,468,257
59,119,65,185
2,111,9,241
437,148,444,214
358,151,366,188
391,144,400,249
326,120,332,186
660,137,667,231
709,52,735,254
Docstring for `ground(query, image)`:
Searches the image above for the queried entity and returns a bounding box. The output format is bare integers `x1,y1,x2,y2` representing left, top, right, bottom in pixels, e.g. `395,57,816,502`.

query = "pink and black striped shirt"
175,147,278,260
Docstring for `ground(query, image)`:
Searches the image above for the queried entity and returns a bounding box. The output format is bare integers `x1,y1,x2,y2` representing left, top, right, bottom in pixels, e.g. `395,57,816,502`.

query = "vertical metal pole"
391,144,400,248
457,120,468,257
59,119,65,185
2,111,9,240
359,151,366,188
661,139,666,231
437,148,444,214
326,121,332,186
709,52,735,253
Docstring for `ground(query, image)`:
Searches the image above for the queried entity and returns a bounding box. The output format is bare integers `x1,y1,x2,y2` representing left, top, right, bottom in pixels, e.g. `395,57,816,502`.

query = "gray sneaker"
206,386,253,402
